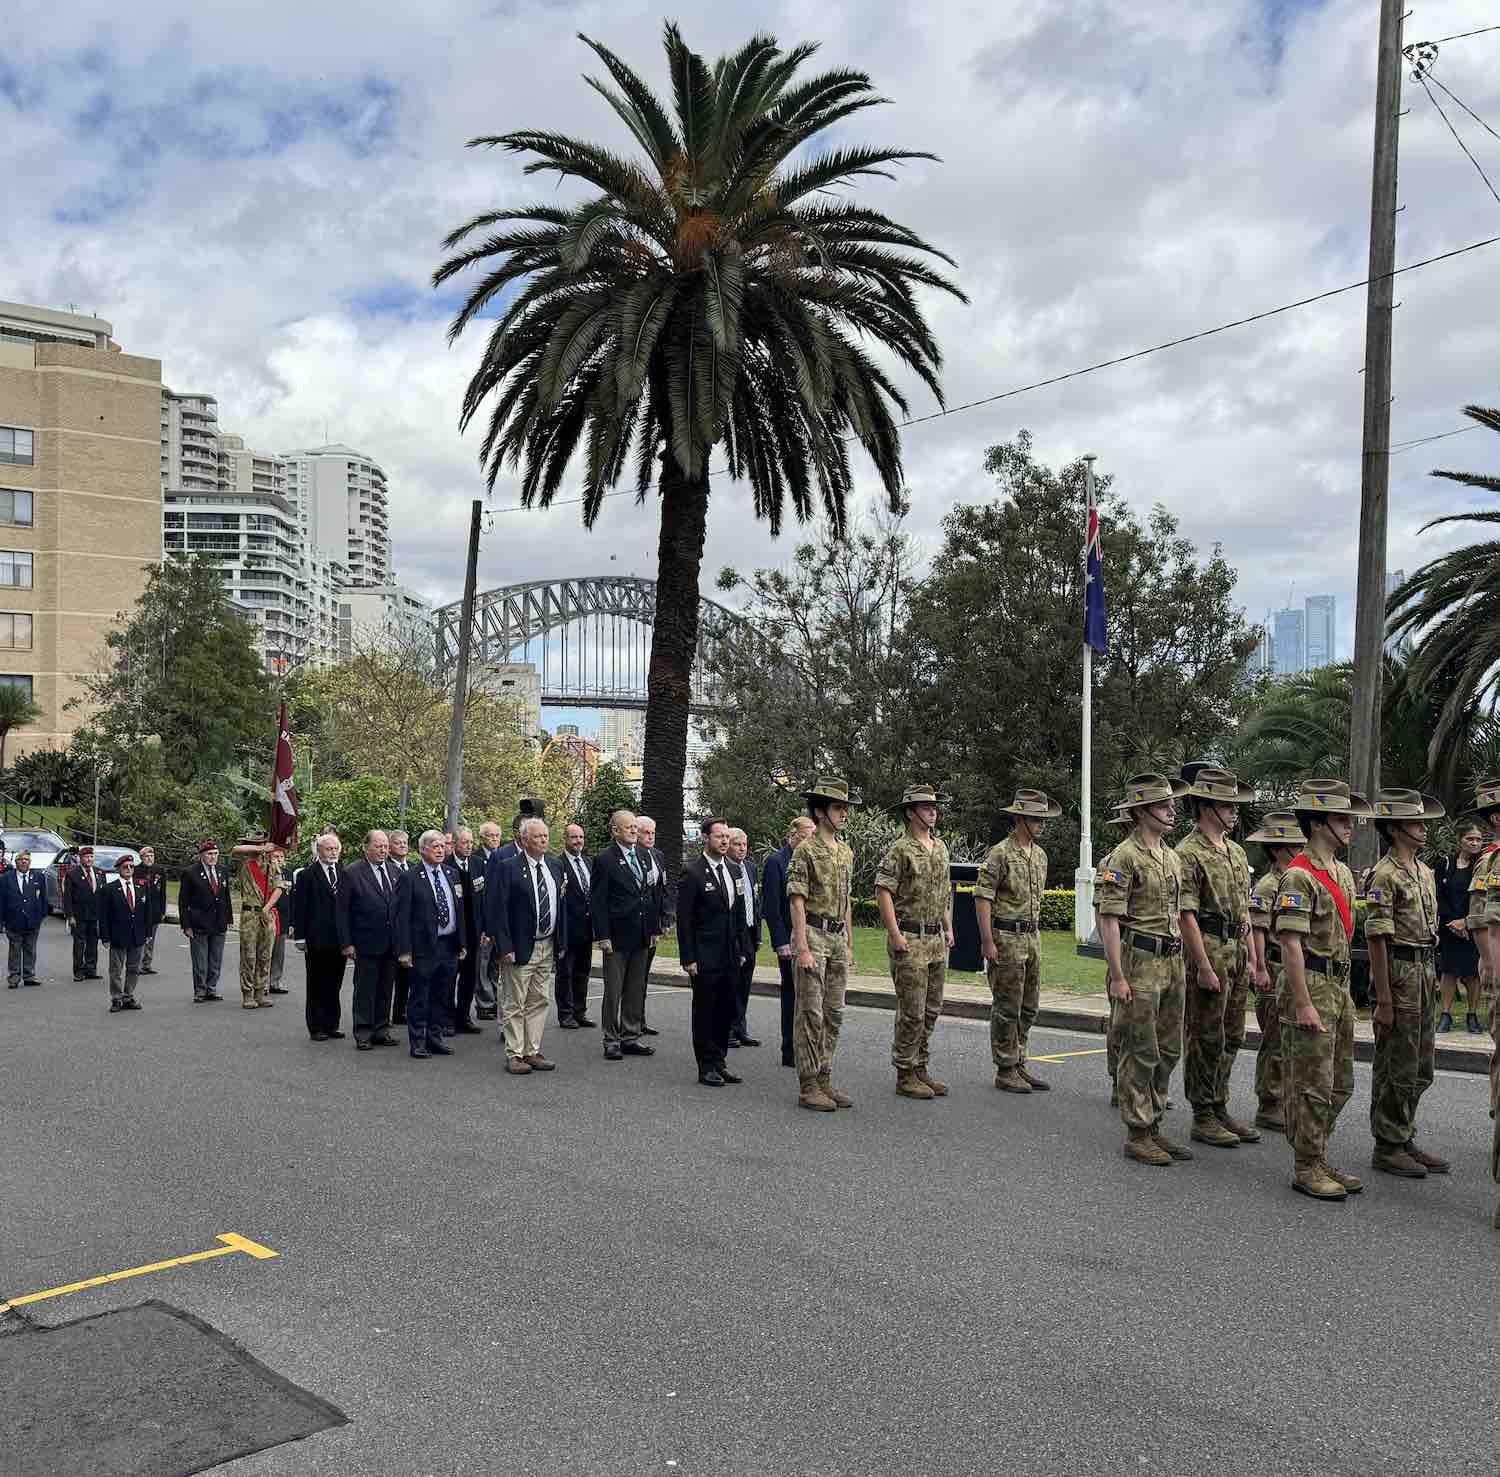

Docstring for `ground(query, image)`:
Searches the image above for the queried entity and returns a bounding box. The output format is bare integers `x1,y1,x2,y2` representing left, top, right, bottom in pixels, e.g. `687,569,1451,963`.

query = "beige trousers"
501,936,554,1060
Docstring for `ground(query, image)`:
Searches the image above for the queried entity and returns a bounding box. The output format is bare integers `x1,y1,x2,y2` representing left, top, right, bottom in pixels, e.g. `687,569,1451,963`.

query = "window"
0,428,34,465
0,552,32,588
0,675,33,700
0,614,32,650
0,490,33,527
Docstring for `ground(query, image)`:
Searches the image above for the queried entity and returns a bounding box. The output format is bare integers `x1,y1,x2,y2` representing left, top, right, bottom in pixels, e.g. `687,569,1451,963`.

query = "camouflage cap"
1462,776,1500,821
889,783,950,814
1000,789,1062,818
1290,778,1373,818
1182,766,1256,804
1371,788,1446,822
1109,772,1189,820
803,775,861,806
1244,812,1307,847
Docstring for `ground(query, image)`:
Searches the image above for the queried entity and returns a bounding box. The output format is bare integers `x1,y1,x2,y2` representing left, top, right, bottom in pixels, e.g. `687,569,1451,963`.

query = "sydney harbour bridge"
433,575,751,713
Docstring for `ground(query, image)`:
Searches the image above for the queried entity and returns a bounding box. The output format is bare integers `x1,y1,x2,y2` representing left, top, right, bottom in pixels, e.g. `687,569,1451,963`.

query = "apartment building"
337,581,434,660
0,301,162,758
283,444,392,587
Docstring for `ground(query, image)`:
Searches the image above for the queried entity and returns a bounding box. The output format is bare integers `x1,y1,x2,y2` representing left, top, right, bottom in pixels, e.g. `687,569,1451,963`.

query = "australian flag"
1084,503,1107,654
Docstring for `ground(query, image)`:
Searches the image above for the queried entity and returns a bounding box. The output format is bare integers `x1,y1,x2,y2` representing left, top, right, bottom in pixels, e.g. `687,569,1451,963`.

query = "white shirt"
734,862,754,927
530,857,557,938
566,850,590,894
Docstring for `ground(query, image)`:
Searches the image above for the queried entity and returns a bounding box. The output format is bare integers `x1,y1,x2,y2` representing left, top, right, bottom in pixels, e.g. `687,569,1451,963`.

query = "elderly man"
726,828,762,1048
395,830,466,1059
473,820,504,1020
99,855,150,1013
337,830,404,1051
677,819,743,1086
135,845,167,975
763,817,815,1067
388,829,417,1024
63,844,106,982
294,832,347,1041
493,817,567,1073
1,850,48,987
179,839,232,1002
556,821,596,1029
444,826,484,1035
635,815,671,1036
591,808,655,1061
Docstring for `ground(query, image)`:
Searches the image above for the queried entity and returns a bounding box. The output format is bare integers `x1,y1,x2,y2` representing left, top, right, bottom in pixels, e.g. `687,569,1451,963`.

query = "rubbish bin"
949,861,983,973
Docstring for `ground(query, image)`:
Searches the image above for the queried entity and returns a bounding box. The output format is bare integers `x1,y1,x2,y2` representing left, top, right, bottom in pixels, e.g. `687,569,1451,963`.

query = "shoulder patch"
1102,869,1125,885
1367,886,1385,904
1277,892,1305,909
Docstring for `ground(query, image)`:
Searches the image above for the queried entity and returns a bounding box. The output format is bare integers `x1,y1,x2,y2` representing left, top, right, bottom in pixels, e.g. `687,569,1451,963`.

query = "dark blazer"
293,860,343,950
99,878,150,949
135,864,168,929
394,860,465,961
637,844,674,932
729,857,761,950
336,858,405,956
492,851,569,966
677,855,740,975
446,854,481,950
763,844,794,952
63,864,108,924
481,846,515,940
1,868,49,932
590,842,654,952
179,862,232,934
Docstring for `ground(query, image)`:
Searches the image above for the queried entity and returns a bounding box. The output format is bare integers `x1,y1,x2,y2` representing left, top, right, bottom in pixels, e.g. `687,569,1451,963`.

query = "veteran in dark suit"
635,815,671,1037
99,855,150,1012
677,819,743,1086
394,829,465,1059
493,818,568,1073
763,817,815,1067
293,832,347,1040
590,809,656,1062
178,839,232,1002
2,850,49,988
336,829,404,1051
63,844,107,982
445,827,483,1035
726,828,762,1047
555,822,596,1029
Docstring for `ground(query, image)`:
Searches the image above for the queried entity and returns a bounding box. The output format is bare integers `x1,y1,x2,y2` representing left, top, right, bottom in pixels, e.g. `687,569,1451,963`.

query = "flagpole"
1075,455,1098,946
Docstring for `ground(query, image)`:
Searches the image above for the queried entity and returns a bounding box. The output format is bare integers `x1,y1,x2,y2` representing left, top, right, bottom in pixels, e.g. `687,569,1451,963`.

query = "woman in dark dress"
1434,824,1484,1033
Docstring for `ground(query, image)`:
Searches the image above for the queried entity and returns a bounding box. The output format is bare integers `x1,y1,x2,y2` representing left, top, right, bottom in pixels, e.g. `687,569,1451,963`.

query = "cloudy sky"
6,0,1499,668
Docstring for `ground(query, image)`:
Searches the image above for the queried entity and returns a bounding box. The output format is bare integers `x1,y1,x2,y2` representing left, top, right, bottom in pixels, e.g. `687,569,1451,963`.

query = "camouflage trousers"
1183,936,1249,1113
1369,957,1437,1148
1253,982,1283,1111
1279,972,1355,1165
238,908,274,1003
889,931,945,1070
988,930,1041,1070
795,929,849,1086
1114,947,1185,1132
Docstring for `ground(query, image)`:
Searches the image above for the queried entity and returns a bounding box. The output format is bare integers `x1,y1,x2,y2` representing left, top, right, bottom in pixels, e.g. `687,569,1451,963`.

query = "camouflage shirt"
236,855,282,910
975,835,1048,924
1475,844,1500,928
1363,852,1438,945
786,832,853,922
1096,832,1183,939
1249,865,1283,933
1175,830,1252,929
1273,857,1357,965
875,833,950,925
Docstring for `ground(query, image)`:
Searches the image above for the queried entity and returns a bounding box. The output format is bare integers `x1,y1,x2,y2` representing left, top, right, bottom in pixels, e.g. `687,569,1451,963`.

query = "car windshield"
3,831,68,854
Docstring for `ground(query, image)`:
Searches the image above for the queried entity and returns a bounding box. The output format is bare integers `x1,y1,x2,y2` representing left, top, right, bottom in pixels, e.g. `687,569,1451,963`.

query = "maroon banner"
270,701,299,848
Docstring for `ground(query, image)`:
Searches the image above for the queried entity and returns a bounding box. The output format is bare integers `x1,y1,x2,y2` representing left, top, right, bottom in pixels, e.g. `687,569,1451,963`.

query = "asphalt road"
3,916,1498,1477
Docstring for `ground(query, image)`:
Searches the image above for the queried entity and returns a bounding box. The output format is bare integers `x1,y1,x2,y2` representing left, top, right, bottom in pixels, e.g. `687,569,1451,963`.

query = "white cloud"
4,0,1498,656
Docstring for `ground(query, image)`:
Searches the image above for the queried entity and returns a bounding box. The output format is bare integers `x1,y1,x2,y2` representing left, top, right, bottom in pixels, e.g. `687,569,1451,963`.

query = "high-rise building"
596,708,646,764
0,301,162,757
1383,569,1407,655
1304,594,1336,670
1272,607,1305,676
282,444,391,587
337,582,434,660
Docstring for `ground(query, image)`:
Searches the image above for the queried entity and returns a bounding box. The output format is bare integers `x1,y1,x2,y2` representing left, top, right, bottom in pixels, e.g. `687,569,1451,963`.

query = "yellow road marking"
0,1233,277,1314
1027,1047,1108,1062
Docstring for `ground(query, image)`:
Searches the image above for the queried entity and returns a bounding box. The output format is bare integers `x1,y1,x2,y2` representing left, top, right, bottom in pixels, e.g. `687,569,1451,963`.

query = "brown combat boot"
818,1073,852,1108
896,1069,935,1100
1017,1065,1050,1092
799,1080,836,1112
1216,1107,1261,1143
1404,1140,1450,1173
1372,1143,1426,1178
915,1067,949,1097
1190,1112,1240,1148
1150,1128,1194,1161
994,1066,1032,1094
1322,1163,1363,1194
1293,1157,1347,1199
1253,1103,1286,1132
1124,1130,1172,1166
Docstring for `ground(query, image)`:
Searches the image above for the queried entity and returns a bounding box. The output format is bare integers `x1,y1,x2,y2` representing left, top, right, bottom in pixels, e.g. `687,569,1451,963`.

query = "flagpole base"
1073,864,1096,946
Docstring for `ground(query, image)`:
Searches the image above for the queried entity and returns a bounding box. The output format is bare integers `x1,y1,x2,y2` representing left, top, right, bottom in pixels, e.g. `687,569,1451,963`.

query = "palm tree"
1387,404,1500,796
0,684,44,773
434,25,964,871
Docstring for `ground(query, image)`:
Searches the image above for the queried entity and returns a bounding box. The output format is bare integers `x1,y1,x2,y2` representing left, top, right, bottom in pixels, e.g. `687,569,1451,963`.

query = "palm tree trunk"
640,458,709,888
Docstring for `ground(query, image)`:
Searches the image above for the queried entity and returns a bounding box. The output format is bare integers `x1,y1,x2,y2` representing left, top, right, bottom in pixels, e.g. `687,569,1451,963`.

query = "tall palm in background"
1387,404,1500,796
434,24,964,871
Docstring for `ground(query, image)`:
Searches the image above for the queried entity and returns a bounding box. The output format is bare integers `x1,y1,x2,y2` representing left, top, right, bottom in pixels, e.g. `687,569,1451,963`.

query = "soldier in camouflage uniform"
1272,777,1372,1201
787,775,858,1113
1364,788,1448,1178
1176,765,1258,1149
1245,812,1306,1132
232,838,285,1009
976,789,1060,1095
876,784,955,1101
1095,773,1191,1167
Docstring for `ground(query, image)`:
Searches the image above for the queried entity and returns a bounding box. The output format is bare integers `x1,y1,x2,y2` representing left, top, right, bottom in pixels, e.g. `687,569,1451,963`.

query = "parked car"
0,830,71,902
44,843,142,915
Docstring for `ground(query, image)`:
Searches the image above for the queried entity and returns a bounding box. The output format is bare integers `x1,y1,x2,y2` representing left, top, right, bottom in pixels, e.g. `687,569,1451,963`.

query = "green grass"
652,925,1108,994
0,804,81,837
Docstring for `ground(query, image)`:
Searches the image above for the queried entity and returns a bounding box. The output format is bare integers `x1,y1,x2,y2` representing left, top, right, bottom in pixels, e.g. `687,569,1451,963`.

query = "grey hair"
456,826,474,842
315,833,341,857
389,829,410,844
609,809,636,832
417,829,445,852
520,817,549,840
728,828,747,842
635,814,655,827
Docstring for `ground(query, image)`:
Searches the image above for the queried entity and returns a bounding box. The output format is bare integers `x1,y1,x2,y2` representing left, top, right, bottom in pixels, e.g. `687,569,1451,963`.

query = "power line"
483,232,1500,514
1416,74,1500,206
1426,73,1500,145
1426,24,1500,44
1388,424,1483,453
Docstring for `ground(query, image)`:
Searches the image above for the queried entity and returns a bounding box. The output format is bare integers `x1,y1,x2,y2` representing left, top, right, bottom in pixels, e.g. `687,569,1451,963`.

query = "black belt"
991,918,1039,935
1389,942,1437,963
1303,950,1350,978
807,914,846,934
1195,914,1248,942
1129,931,1182,958
896,918,944,936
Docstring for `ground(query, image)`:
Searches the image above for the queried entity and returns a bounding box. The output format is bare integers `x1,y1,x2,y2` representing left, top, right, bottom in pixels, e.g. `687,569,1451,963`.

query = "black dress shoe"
719,1068,743,1083
641,1024,660,1036
410,1044,431,1058
268,985,290,995
109,1000,121,1012
621,1040,655,1056
370,1032,397,1046
85,973,103,980
476,1008,498,1020
203,992,224,1002
557,1017,579,1029
737,1035,761,1047
781,1055,796,1068
726,1037,741,1048
139,967,157,975
124,998,142,1010
454,1021,482,1035
74,975,86,982
6,982,15,989
699,1070,725,1086
574,1015,597,1028
23,979,40,987
356,1039,374,1051
604,1043,623,1060
327,1030,346,1039
427,1039,454,1055
310,1031,331,1042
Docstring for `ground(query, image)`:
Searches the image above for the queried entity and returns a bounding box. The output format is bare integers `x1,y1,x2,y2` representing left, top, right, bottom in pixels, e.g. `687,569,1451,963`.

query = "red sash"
247,860,281,938
1285,852,1352,942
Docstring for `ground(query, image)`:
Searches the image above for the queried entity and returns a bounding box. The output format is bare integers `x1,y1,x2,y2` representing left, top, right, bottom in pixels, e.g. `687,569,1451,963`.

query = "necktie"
326,864,337,890
717,863,730,898
208,869,218,896
627,848,642,884
87,869,95,892
430,868,450,929
574,857,589,895
535,861,552,936
375,865,387,894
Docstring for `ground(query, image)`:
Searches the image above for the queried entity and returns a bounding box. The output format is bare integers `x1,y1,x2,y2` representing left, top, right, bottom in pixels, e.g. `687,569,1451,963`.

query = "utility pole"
1348,0,1404,870
443,501,483,833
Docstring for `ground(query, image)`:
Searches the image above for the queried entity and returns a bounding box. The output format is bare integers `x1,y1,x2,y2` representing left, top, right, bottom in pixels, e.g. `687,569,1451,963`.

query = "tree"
1386,404,1500,795
298,777,445,858
74,556,267,784
434,25,964,879
573,761,639,856
0,684,44,772
6,747,89,806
